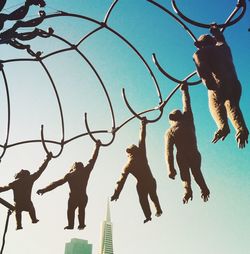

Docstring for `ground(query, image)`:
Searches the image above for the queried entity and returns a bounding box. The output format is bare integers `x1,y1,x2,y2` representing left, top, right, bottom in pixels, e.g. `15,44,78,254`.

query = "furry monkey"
193,24,248,148
111,118,162,223
165,84,210,204
0,152,52,229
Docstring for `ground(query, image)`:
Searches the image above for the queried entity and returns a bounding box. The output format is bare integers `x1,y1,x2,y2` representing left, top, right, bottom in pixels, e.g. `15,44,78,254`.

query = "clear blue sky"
0,0,249,254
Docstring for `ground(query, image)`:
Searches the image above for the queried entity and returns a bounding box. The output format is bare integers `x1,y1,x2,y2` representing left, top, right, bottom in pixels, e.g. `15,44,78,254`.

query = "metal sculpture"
0,0,247,252
0,0,164,159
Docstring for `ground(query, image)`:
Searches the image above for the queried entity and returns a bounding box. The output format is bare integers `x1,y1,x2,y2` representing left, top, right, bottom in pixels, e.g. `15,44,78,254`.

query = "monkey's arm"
32,152,52,181
37,177,67,195
181,85,196,126
181,85,191,113
193,51,217,90
84,141,101,172
210,24,226,44
138,118,147,152
0,185,11,193
165,133,175,174
111,165,130,201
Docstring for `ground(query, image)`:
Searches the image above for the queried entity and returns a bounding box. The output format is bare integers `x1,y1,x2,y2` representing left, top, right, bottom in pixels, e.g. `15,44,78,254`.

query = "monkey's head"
15,169,30,179
69,162,84,173
169,109,183,122
126,144,139,156
194,34,216,49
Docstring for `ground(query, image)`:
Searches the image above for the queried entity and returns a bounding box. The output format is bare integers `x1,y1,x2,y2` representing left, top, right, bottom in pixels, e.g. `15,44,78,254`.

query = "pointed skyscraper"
98,200,114,254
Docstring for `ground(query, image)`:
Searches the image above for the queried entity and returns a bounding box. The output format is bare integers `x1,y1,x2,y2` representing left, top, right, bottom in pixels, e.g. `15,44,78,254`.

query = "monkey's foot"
64,225,74,230
16,226,23,230
32,219,39,224
143,217,152,224
201,189,210,202
183,191,193,204
78,224,86,230
212,128,230,143
168,170,177,180
155,211,163,217
236,129,249,149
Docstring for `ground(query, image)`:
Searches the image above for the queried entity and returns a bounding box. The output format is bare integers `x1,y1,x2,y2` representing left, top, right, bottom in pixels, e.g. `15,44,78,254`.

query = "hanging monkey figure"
0,152,52,230
111,118,162,223
193,23,249,148
165,84,210,204
37,141,101,230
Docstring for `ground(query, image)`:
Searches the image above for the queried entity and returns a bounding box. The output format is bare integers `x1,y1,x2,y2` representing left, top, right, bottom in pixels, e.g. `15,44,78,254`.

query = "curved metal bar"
159,71,197,110
43,11,102,26
0,209,12,254
0,197,15,211
103,0,119,24
0,7,166,155
0,68,11,161
63,130,109,145
171,0,246,29
0,130,109,149
76,26,104,47
84,113,115,146
122,88,163,123
42,11,163,105
220,0,246,33
147,0,197,42
114,106,164,133
41,47,73,60
106,26,163,105
4,11,163,107
1,58,37,64
36,57,65,158
152,53,201,85
3,138,61,149
117,70,197,132
49,13,164,130
40,124,63,158
48,32,116,146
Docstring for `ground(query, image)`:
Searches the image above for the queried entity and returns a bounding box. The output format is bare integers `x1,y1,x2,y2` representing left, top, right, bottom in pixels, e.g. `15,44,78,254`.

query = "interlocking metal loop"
171,0,246,29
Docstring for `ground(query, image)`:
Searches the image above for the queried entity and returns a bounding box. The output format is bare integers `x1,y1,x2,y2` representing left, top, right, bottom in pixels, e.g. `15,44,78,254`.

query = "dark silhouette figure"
37,141,101,230
165,84,210,204
0,0,45,30
111,118,162,223
193,24,249,148
0,152,52,230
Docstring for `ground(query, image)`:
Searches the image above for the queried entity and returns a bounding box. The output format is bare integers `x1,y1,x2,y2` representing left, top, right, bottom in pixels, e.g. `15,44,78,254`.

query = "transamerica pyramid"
98,200,114,254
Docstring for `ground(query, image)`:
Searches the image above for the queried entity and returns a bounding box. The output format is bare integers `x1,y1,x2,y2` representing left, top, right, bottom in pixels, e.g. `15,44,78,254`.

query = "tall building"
64,238,92,254
98,201,114,254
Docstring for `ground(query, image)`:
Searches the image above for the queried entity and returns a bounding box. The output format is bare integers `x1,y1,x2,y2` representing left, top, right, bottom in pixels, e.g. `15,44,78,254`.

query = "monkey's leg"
208,90,230,142
225,86,249,148
177,157,192,204
136,183,151,223
78,196,88,230
15,209,23,230
190,153,210,202
148,178,162,217
65,197,77,229
29,202,39,223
